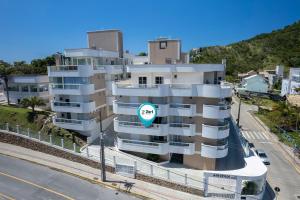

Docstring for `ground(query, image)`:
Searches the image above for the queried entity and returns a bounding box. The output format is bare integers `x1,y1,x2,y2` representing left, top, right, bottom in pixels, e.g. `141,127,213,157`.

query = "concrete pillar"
73,143,76,152
38,131,41,141
167,170,170,180
203,173,209,197
113,156,116,167
49,135,53,145
27,128,30,137
86,146,89,157
16,125,19,134
235,177,242,200
150,165,153,176
61,138,64,149
6,123,9,131
134,161,137,172
185,174,188,185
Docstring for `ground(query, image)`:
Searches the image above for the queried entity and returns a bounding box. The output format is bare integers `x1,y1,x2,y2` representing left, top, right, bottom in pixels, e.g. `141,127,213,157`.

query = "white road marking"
260,131,269,140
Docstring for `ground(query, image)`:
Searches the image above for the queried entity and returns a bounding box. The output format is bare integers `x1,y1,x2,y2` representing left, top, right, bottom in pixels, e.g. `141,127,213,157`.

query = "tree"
20,96,45,114
0,60,13,105
138,52,147,56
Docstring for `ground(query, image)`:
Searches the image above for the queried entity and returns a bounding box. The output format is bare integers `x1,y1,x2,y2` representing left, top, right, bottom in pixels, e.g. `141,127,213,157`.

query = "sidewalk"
0,142,203,200
85,144,204,186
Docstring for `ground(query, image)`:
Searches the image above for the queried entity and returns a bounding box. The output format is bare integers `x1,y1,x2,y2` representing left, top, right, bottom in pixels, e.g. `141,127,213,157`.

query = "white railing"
201,142,229,158
0,122,204,191
113,82,232,98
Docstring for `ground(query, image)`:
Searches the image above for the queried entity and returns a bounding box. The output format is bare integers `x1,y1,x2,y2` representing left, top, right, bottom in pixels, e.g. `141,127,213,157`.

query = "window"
155,76,164,84
138,77,147,85
159,41,167,49
21,86,29,92
30,85,38,92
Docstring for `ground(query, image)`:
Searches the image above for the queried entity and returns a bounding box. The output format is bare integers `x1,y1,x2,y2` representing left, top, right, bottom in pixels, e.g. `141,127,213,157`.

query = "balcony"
48,65,94,77
53,116,97,131
94,65,123,74
200,143,228,158
169,123,196,136
113,101,169,116
112,83,169,97
49,84,95,95
169,142,195,155
114,118,169,136
117,137,169,155
113,82,232,98
201,123,230,139
169,103,197,116
203,104,231,119
51,101,96,113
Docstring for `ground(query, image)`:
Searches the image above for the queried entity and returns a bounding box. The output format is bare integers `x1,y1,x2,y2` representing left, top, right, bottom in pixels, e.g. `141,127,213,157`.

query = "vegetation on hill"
0,105,86,150
190,21,300,79
0,55,55,75
242,97,300,149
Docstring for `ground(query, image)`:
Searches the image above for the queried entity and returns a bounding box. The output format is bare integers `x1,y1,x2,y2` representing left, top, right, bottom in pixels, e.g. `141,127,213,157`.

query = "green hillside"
190,21,300,78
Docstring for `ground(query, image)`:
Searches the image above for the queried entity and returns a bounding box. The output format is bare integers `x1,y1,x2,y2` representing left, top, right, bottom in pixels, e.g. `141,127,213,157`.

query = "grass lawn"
0,104,86,151
0,104,48,132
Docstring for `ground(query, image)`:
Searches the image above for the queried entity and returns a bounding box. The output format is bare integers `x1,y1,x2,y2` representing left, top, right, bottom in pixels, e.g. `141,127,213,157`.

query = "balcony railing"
53,101,81,108
169,141,190,146
113,82,232,98
51,84,81,89
49,65,78,72
200,142,229,158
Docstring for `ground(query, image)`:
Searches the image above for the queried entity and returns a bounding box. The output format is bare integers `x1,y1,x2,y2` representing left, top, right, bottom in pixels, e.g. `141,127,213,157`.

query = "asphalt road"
0,154,140,200
231,96,300,200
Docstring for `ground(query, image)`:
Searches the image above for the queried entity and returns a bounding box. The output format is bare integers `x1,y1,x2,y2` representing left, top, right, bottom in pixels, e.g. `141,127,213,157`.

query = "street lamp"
99,109,106,182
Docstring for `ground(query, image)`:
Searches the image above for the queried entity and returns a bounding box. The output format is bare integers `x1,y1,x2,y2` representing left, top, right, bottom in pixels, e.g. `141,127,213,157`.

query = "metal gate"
115,163,136,178
204,173,237,199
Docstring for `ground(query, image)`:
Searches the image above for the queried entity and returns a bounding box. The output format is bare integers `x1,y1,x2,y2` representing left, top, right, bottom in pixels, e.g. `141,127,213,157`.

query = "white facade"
3,75,50,105
113,63,232,170
281,67,300,96
48,48,127,139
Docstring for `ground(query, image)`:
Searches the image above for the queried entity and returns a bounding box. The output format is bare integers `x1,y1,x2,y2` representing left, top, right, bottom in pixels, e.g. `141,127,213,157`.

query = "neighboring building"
3,75,49,105
281,67,300,96
148,37,189,64
237,74,269,94
48,30,128,141
237,70,257,80
275,65,284,77
87,29,123,58
124,52,149,65
112,39,232,170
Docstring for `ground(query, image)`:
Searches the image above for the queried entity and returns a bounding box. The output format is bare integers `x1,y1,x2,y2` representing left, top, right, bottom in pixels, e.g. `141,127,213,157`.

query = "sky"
0,0,300,63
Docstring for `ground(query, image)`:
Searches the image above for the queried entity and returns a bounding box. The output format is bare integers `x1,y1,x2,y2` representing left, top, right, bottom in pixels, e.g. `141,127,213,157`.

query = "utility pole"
237,95,242,127
99,109,106,182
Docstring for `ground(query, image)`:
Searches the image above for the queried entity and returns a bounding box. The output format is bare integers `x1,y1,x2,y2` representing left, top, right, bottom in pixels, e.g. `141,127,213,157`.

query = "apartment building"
112,38,232,170
3,75,49,105
48,30,128,140
281,67,300,96
148,37,189,64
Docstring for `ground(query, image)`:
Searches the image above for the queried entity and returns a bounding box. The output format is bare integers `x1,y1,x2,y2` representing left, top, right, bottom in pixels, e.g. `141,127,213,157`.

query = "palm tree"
0,61,13,105
20,96,45,114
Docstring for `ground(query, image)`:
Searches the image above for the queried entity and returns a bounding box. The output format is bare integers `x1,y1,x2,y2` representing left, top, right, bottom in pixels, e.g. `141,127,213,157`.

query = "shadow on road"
263,181,276,200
